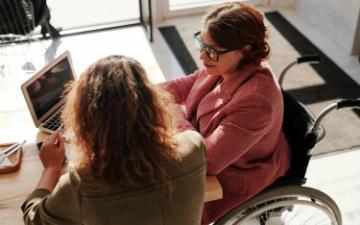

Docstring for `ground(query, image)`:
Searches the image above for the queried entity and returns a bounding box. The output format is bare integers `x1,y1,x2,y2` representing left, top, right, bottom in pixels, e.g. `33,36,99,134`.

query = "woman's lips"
204,63,216,68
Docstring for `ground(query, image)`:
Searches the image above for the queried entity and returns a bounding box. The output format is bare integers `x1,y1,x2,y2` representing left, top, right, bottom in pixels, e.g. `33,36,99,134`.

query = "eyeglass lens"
194,35,219,61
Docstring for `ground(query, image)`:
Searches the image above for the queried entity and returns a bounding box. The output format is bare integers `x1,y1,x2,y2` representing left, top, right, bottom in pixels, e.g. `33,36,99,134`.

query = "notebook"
21,51,76,134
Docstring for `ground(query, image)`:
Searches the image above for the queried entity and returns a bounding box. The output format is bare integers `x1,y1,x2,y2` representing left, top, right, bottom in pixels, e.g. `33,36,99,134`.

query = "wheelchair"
214,55,360,225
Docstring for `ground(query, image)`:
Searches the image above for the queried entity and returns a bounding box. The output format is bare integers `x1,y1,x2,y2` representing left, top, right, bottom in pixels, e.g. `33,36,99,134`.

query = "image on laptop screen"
26,57,73,119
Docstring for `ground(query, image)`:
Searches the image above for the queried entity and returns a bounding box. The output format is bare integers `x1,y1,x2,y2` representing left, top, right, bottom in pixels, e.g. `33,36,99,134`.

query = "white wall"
289,0,360,55
269,0,294,8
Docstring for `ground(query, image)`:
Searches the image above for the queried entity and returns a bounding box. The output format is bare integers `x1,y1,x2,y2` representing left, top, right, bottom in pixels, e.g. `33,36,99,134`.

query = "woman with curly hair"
22,55,206,225
161,2,291,224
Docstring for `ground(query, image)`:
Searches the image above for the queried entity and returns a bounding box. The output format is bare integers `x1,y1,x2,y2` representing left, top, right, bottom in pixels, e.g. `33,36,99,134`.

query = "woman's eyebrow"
199,34,223,49
201,39,221,49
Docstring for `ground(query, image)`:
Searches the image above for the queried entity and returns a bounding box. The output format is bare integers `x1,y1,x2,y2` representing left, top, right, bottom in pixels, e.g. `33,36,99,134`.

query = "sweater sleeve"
21,173,81,225
160,71,199,105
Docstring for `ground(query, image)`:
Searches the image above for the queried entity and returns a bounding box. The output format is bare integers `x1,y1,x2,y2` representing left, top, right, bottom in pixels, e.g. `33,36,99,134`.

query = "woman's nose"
199,49,207,61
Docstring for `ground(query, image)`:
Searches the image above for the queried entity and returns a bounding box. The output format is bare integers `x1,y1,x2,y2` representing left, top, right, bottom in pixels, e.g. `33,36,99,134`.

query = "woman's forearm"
36,167,61,191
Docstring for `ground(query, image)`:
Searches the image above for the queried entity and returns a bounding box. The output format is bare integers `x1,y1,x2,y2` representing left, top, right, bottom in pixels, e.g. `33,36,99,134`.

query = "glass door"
46,0,140,33
140,0,154,42
170,0,225,11
160,0,268,18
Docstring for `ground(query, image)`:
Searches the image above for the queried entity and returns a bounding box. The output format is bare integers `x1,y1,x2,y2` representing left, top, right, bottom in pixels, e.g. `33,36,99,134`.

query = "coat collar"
220,62,265,96
189,62,269,121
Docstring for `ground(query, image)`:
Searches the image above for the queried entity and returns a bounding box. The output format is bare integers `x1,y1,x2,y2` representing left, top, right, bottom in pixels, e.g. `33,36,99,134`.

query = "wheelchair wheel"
214,185,342,225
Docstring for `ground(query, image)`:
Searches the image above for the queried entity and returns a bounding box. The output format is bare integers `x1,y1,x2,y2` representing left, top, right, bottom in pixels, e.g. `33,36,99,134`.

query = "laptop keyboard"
43,110,62,131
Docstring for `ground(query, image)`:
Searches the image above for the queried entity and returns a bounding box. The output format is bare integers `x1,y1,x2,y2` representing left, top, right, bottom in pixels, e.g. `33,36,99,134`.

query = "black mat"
265,12,360,116
158,26,198,74
159,11,360,117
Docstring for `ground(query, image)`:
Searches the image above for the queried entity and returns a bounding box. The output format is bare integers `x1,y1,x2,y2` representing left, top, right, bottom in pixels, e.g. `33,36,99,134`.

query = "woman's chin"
203,66,218,76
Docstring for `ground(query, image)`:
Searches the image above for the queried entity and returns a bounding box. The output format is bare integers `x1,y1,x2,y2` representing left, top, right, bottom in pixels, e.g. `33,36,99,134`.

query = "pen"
53,125,63,147
54,136,60,147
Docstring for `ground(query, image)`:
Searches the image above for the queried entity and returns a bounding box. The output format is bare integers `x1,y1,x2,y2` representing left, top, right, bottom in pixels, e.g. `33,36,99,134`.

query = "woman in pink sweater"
161,2,292,224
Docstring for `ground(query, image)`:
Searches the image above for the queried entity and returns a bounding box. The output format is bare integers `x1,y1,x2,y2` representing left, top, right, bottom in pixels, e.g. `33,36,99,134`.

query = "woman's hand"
172,104,195,131
40,129,65,171
36,129,65,191
173,104,186,118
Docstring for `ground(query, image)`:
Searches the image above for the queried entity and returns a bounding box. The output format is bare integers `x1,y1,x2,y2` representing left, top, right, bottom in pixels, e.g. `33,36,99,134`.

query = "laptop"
21,51,76,134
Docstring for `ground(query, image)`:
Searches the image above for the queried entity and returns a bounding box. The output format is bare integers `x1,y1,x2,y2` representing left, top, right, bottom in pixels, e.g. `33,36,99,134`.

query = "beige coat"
22,130,206,225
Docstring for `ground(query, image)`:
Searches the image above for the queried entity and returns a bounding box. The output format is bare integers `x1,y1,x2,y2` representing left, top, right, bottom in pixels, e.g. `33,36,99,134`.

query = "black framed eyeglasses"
193,31,234,62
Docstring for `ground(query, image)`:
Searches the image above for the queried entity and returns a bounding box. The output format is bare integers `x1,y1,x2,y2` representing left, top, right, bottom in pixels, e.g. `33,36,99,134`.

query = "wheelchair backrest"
281,91,318,184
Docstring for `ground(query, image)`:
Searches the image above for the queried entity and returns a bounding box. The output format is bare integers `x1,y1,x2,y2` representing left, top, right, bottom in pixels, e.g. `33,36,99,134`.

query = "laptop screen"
26,56,74,119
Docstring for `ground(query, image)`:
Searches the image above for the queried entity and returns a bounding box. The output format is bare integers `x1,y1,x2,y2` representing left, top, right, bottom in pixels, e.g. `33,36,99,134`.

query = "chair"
0,0,60,111
0,0,60,39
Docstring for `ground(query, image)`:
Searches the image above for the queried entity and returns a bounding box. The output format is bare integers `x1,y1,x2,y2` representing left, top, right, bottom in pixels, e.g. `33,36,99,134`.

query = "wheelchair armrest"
298,101,325,143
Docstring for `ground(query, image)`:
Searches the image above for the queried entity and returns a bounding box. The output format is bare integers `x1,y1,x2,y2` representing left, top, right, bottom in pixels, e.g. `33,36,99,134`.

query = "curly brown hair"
62,55,180,191
203,2,270,67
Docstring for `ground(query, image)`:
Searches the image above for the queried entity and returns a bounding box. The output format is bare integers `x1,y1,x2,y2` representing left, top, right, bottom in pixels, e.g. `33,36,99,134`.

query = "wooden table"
204,175,223,202
0,130,222,225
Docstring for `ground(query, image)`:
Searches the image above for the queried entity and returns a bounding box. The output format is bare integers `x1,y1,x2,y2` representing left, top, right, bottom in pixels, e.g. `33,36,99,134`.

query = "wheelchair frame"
214,55,360,225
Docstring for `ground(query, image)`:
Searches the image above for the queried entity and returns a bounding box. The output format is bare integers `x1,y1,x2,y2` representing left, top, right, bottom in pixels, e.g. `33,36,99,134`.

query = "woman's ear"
242,44,252,54
235,44,252,60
